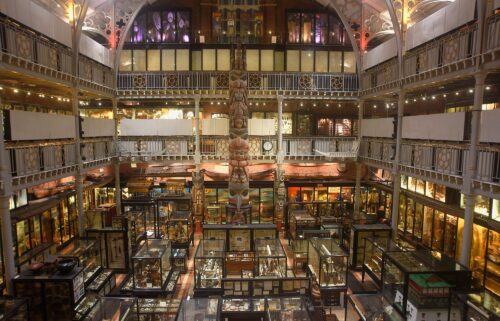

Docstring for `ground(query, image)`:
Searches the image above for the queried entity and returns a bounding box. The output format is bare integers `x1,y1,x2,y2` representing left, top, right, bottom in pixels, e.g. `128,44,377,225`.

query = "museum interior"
0,0,498,320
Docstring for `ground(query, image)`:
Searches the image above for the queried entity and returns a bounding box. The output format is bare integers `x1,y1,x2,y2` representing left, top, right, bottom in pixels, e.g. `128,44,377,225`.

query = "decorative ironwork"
330,76,344,90
299,75,313,90
133,75,146,88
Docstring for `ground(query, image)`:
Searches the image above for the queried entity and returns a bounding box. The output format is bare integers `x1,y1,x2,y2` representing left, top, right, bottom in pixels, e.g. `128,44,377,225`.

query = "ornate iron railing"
116,71,359,92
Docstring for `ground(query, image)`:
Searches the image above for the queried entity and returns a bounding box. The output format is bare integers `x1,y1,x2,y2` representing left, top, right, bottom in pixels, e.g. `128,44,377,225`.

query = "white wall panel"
80,35,113,68
402,113,465,141
82,118,115,138
202,119,229,136
361,118,393,138
120,119,193,136
248,119,276,136
9,110,75,140
363,37,397,70
480,109,500,143
405,0,475,50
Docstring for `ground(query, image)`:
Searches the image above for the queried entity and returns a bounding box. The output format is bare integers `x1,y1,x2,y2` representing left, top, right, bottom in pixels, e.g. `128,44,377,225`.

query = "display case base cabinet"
13,268,85,321
321,288,346,307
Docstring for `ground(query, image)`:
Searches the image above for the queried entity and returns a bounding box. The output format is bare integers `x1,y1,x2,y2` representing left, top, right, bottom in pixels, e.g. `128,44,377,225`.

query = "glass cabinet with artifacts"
132,239,172,293
453,290,500,321
382,250,472,317
135,298,181,321
122,197,158,238
289,209,318,240
86,270,115,296
84,297,136,321
60,237,102,285
194,239,225,295
120,210,146,249
176,298,219,321
166,211,193,249
86,228,129,270
308,238,348,288
225,252,255,277
266,297,312,321
255,239,287,278
362,236,415,287
157,195,191,238
348,224,392,268
345,293,405,321
220,298,266,319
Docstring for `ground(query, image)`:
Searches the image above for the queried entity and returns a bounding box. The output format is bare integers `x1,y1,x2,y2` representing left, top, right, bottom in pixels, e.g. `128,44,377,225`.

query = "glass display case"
349,224,392,268
132,239,171,293
308,238,348,288
166,211,193,249
194,239,225,295
86,270,115,296
14,267,85,321
135,298,181,321
321,223,343,240
362,236,415,287
120,210,146,249
289,210,318,240
171,248,187,273
84,297,136,321
345,293,405,321
454,290,500,321
220,298,266,320
0,299,28,321
254,239,287,277
86,228,129,270
122,197,158,238
74,295,99,321
157,195,191,238
60,238,102,285
225,252,255,276
249,187,274,224
382,250,472,317
266,297,312,321
202,224,277,252
176,298,219,321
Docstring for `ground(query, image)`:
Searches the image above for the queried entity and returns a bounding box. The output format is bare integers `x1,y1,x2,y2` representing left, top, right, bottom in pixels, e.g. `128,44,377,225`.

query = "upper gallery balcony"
116,71,359,98
0,18,114,96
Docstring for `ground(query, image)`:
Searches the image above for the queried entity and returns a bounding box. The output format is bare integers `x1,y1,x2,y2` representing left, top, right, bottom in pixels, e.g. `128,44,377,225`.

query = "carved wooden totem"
227,44,250,224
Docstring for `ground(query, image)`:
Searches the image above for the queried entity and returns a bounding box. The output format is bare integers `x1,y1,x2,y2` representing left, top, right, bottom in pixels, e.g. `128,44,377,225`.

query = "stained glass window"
287,13,301,43
162,11,176,42
130,13,146,43
315,13,328,44
177,11,190,43
287,12,346,45
147,11,162,42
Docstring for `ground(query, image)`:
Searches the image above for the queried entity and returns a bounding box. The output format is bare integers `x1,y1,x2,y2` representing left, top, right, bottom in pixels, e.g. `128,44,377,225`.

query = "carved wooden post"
227,43,251,224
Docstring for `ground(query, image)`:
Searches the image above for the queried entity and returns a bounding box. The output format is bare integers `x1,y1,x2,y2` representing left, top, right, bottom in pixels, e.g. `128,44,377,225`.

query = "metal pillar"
0,108,16,295
72,89,85,237
390,91,405,235
112,98,121,215
460,71,486,267
277,95,284,158
354,100,364,216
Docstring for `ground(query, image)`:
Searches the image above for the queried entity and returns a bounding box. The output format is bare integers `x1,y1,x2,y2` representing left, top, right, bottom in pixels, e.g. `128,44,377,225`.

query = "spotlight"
13,89,19,93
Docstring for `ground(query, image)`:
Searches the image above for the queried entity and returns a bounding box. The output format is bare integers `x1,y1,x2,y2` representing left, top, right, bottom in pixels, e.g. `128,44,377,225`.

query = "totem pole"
227,43,251,224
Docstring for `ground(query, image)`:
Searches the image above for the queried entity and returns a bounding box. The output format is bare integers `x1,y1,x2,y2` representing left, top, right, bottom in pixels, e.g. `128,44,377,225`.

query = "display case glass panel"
405,198,415,235
382,250,472,317
267,297,311,321
61,238,102,284
426,181,435,198
346,293,405,321
167,211,192,247
308,238,347,287
176,298,219,321
432,210,445,251
229,229,251,252
422,206,433,248
135,298,180,321
362,236,415,285
414,203,423,239
195,239,225,291
86,229,127,269
221,298,265,313
471,224,488,288
289,210,317,240
85,297,136,321
397,195,406,232
255,239,287,277
349,224,392,268
456,290,500,321
123,211,146,248
132,239,171,291
444,215,458,258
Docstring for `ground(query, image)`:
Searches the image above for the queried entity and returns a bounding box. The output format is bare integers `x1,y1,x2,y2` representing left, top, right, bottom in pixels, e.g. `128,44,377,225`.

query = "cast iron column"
460,71,486,267
390,91,405,235
0,107,16,295
113,98,121,215
72,89,85,237
354,99,364,217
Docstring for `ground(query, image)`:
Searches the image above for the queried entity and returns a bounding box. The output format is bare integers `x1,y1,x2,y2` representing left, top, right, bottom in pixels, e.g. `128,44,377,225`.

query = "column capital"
193,94,201,104
277,95,284,104
474,70,487,85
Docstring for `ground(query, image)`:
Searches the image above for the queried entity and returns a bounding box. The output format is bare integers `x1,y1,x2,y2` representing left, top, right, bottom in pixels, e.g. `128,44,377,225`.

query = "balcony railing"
475,145,500,186
486,12,500,52
5,139,115,186
360,58,399,91
404,24,477,78
118,136,359,160
0,18,73,75
0,18,114,91
117,71,359,92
